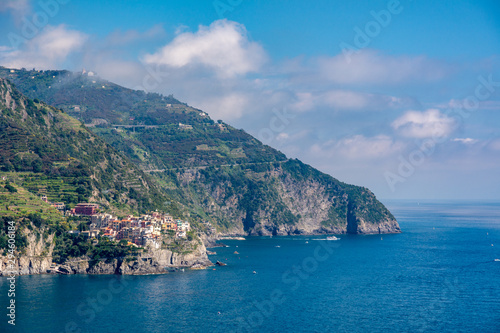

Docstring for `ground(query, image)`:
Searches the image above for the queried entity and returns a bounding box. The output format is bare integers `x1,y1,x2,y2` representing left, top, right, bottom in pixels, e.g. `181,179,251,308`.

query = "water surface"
1,201,499,332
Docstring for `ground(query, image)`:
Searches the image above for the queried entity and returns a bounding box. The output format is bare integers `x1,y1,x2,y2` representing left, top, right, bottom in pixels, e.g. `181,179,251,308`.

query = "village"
41,196,191,247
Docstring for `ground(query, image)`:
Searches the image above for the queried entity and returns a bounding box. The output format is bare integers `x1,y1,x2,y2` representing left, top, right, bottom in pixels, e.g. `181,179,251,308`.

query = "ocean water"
1,201,500,333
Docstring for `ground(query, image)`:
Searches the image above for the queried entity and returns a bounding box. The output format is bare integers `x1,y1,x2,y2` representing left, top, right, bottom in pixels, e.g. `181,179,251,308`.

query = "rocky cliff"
0,231,212,276
170,160,400,236
0,68,401,236
64,240,212,275
0,227,55,275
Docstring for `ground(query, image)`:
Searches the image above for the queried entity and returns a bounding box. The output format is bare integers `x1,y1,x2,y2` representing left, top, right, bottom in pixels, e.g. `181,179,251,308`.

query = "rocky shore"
0,231,212,276
215,217,401,237
0,220,400,277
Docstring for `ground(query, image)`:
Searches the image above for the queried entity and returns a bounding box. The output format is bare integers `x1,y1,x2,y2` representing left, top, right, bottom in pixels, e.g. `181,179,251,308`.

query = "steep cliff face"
0,232,212,276
65,241,212,275
1,69,401,236
169,161,400,236
119,241,212,274
0,227,55,275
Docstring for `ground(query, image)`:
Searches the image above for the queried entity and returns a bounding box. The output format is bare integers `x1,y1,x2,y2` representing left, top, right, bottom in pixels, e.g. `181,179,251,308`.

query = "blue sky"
0,0,499,200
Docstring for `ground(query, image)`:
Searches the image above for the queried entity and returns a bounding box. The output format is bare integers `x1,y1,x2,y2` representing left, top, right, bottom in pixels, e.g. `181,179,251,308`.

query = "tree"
32,159,43,173
78,222,88,232
4,183,17,193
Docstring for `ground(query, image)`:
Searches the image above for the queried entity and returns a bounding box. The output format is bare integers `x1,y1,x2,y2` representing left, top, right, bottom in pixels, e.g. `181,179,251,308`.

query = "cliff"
0,68,401,236
170,160,400,236
65,240,212,275
0,231,212,276
0,226,55,275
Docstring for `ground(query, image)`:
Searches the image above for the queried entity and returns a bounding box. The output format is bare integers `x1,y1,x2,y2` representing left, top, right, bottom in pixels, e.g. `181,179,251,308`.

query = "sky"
0,0,499,201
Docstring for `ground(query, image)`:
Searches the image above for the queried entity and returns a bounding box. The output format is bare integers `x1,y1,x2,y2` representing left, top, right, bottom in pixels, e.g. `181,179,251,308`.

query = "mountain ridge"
0,67,401,236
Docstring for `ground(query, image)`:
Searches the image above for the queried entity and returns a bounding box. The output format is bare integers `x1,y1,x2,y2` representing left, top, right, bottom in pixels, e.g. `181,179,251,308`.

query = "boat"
326,236,339,241
252,271,257,274
495,259,500,262
275,245,280,248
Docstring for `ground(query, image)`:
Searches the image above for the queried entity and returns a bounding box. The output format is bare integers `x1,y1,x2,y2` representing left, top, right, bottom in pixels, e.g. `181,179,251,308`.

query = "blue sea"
1,201,500,333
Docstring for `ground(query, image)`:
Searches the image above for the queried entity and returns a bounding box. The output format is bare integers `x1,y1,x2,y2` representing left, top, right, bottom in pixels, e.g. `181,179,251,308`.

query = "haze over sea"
2,200,499,333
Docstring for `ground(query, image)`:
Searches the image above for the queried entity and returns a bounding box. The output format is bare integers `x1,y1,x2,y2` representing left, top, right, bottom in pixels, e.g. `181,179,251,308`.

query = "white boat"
326,236,339,241
495,259,500,262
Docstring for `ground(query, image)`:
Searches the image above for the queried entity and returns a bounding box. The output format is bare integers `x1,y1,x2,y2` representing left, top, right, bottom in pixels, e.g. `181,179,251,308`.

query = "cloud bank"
0,25,87,69
143,20,267,78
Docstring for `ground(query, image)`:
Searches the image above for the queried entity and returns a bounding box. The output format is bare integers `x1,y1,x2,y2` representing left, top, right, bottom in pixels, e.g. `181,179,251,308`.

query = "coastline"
0,225,401,277
0,236,213,277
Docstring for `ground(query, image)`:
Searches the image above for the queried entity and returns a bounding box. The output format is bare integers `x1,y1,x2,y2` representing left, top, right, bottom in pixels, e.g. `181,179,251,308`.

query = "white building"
90,213,114,230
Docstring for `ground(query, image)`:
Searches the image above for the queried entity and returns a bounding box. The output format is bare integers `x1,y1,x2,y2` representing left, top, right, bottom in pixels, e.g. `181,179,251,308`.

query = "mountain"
0,78,211,275
0,77,179,216
0,67,400,236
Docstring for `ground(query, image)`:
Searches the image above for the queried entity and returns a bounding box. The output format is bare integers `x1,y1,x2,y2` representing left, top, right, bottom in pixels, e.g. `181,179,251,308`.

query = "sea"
1,200,499,333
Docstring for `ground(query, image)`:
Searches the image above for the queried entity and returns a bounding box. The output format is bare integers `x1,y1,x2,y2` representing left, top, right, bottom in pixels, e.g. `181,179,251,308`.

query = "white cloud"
443,98,500,111
143,20,267,78
452,138,478,144
392,109,456,138
192,92,250,121
290,89,411,112
276,132,290,141
320,50,447,84
0,25,88,69
310,135,404,160
284,49,448,86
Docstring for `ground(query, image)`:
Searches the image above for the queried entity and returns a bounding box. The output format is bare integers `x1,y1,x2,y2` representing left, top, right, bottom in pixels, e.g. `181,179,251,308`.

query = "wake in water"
310,238,340,241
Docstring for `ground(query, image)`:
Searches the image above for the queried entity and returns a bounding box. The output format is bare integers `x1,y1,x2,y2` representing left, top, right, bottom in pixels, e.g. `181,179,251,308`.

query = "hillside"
0,77,179,216
0,78,211,275
0,67,400,236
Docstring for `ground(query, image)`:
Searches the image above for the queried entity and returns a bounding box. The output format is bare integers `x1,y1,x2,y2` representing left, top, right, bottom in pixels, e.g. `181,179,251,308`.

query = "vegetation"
52,234,141,265
0,67,397,238
4,182,17,193
162,231,199,255
0,78,179,216
0,216,28,254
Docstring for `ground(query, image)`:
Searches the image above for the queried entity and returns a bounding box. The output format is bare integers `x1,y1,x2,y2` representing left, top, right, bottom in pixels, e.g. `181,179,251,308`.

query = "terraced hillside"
0,77,179,216
0,68,400,235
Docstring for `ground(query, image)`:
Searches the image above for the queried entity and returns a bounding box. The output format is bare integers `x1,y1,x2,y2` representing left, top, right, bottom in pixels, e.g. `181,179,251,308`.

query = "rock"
0,226,55,276
0,233,213,276
174,164,400,237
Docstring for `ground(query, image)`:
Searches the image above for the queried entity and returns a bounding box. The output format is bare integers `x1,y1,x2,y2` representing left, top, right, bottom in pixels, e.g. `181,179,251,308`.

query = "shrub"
5,183,17,193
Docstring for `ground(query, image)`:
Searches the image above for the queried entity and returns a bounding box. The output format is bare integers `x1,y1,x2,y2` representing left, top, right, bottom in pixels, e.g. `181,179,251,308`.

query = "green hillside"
0,68,400,236
0,77,179,217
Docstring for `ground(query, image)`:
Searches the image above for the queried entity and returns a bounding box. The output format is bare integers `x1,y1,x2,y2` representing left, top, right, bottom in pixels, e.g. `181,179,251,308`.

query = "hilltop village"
41,195,191,247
